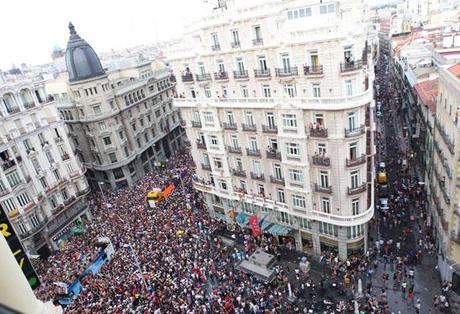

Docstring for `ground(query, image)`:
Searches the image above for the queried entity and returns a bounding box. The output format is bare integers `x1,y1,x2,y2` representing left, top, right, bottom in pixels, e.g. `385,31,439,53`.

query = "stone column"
14,94,24,111
0,234,62,314
311,221,322,256
338,226,348,261
294,229,302,252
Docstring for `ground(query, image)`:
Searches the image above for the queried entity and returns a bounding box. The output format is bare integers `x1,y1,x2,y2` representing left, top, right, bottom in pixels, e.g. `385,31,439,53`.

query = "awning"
261,220,271,231
236,212,249,226
215,213,232,223
267,223,291,235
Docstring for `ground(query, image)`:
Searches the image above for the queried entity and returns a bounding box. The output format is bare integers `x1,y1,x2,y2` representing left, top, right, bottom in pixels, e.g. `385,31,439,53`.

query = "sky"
0,0,394,69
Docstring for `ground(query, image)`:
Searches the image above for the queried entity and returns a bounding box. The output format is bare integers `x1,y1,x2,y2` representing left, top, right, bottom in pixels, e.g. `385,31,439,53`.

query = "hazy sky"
1,0,392,69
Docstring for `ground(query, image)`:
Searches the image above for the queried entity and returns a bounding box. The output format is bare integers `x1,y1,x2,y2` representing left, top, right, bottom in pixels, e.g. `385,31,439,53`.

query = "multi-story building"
169,0,376,260
429,63,460,283
46,23,186,190
0,81,90,256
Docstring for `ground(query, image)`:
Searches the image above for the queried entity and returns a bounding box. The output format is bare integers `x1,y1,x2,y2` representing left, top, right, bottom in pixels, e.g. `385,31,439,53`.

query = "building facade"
169,0,376,260
429,64,460,283
47,23,186,190
0,81,90,256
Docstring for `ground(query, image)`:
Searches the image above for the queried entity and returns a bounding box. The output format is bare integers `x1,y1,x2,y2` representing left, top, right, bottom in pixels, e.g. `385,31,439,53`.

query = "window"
319,222,338,237
231,29,240,45
310,50,320,67
314,113,325,126
300,218,311,229
273,164,282,179
217,60,225,73
124,146,129,157
292,194,306,208
137,138,142,148
254,25,262,40
352,198,360,215
226,111,235,124
289,169,303,183
312,84,321,98
286,143,300,157
235,158,243,171
240,180,246,190
93,105,101,114
17,193,30,207
345,80,353,96
204,88,212,98
281,53,291,71
211,33,219,46
23,139,32,151
319,170,329,187
98,122,106,130
66,163,74,174
258,56,267,70
7,172,22,187
39,177,48,189
119,131,124,140
236,58,245,72
262,85,271,97
245,112,254,126
198,62,206,75
347,225,364,239
279,211,292,224
277,188,286,203
2,198,16,212
320,3,335,14
31,158,41,174
241,86,249,98
219,180,228,190
0,180,6,193
349,142,358,159
321,197,331,213
282,114,297,127
257,184,265,195
231,135,239,148
53,169,61,180
284,84,296,97
249,137,258,150
203,112,214,123
253,160,262,175
38,133,45,145
222,86,228,98
347,112,357,130
103,137,112,145
30,214,40,228
109,152,117,163
269,138,278,150
210,135,218,146
350,170,360,188
17,222,27,234
344,45,353,62
318,143,327,155
266,112,276,128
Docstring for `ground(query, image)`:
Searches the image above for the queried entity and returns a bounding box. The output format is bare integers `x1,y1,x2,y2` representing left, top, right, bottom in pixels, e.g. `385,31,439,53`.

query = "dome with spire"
65,22,106,82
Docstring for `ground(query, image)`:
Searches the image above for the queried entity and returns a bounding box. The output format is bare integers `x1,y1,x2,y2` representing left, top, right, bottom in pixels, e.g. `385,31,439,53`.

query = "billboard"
0,206,40,290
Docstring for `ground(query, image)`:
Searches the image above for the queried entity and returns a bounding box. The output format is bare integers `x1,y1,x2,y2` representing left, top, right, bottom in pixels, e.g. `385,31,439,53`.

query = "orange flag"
161,183,175,198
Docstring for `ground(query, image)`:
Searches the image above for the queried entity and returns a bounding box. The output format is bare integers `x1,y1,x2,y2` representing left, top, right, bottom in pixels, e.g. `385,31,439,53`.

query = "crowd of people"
31,52,452,313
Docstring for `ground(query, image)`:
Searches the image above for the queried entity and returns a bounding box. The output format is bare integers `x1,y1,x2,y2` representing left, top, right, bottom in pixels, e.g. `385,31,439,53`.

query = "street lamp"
97,181,111,209
123,243,149,291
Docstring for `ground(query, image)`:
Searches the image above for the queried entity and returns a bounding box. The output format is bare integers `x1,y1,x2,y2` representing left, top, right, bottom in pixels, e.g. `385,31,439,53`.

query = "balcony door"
281,53,290,72
319,170,329,187
266,112,275,128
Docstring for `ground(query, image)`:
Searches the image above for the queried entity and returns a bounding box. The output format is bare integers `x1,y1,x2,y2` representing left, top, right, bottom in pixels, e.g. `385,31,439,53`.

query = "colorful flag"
249,215,261,237
161,183,175,198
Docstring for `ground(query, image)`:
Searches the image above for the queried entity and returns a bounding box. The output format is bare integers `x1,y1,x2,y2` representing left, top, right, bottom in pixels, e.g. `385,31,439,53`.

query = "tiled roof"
413,78,439,114
447,63,460,79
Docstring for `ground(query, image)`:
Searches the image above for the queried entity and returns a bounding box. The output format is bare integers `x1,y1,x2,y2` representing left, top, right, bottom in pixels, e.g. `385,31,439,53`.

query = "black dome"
65,22,105,82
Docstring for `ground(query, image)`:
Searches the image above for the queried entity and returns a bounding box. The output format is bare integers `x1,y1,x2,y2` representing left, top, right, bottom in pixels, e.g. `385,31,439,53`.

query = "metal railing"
270,176,285,185
231,168,246,177
233,70,249,79
315,184,332,194
246,148,261,156
191,121,202,128
309,127,328,138
345,125,365,137
304,65,323,75
347,183,367,195
262,124,278,133
242,123,256,131
211,44,221,51
195,73,212,81
227,145,242,154
250,172,265,181
214,71,228,80
346,154,366,167
196,140,206,149
266,150,281,160
222,122,237,130
253,38,263,45
231,41,241,48
312,155,330,167
181,73,194,82
254,69,270,78
340,60,363,72
275,67,298,77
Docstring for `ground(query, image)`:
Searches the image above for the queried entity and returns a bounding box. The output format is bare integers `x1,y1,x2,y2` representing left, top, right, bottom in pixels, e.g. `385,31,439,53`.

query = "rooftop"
413,78,439,114
447,63,460,79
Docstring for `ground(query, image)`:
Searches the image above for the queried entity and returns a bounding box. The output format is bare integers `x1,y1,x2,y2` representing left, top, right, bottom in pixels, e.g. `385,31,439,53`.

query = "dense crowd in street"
31,53,454,313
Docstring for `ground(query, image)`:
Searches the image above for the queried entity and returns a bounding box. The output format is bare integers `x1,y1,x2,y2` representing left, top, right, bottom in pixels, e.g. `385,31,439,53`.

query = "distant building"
46,23,186,190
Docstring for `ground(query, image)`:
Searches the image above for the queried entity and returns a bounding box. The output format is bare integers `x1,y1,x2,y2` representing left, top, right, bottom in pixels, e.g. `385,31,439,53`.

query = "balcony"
266,149,281,160
227,145,242,154
24,102,36,109
303,65,323,75
435,120,455,154
347,183,367,195
201,163,212,171
312,154,330,167
1,159,16,171
54,137,64,144
233,70,249,79
275,67,298,77
309,127,328,138
254,69,271,78
270,176,285,185
7,106,20,114
250,172,265,181
262,124,278,133
222,122,237,130
346,154,366,167
211,44,221,51
231,169,246,177
181,73,194,82
64,195,77,206
196,140,206,149
315,184,332,194
253,38,263,45
214,71,228,80
340,60,363,73
61,153,70,161
231,41,241,48
242,123,256,132
76,187,91,197
195,73,212,81
345,125,365,137
246,148,261,157
191,121,202,128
